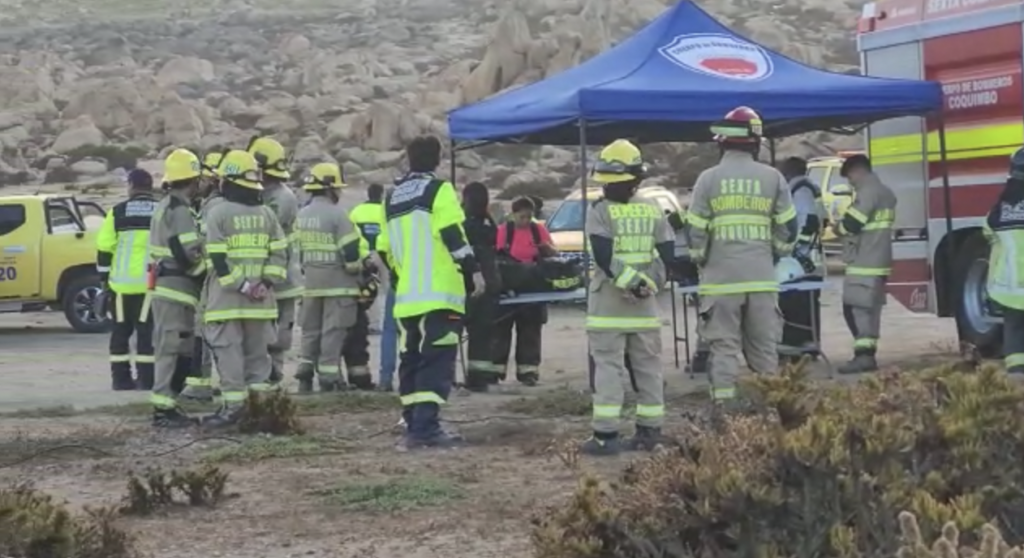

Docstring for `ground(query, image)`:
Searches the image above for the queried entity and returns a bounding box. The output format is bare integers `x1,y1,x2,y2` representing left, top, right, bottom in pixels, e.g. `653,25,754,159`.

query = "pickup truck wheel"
954,233,1002,358
63,275,110,334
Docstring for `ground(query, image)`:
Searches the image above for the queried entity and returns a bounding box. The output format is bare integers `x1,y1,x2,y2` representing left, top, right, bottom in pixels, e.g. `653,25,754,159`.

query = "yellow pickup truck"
0,194,110,332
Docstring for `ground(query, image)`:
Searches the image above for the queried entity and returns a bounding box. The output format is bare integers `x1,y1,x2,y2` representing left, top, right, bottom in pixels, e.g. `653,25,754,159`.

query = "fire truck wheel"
954,233,1002,358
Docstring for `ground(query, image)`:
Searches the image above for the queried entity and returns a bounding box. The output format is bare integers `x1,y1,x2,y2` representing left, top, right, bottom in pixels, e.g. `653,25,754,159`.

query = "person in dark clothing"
461,182,503,391
778,157,825,359
493,197,557,386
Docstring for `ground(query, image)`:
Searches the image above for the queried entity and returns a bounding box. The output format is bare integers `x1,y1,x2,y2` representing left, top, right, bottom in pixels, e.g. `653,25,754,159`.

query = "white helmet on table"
775,256,806,284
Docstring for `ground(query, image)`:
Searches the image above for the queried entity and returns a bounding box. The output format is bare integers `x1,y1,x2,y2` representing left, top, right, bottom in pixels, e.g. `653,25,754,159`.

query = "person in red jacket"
493,197,557,385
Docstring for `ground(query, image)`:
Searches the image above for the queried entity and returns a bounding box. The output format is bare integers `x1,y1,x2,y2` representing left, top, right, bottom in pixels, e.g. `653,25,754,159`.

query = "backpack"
503,221,542,255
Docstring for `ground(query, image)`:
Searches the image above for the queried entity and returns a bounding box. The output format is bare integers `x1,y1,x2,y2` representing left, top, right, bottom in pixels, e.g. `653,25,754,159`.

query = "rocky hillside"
0,0,863,196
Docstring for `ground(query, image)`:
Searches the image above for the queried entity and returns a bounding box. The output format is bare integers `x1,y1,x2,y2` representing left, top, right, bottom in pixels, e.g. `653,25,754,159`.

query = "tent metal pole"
449,138,457,185
768,138,777,165
579,118,590,293
936,112,955,311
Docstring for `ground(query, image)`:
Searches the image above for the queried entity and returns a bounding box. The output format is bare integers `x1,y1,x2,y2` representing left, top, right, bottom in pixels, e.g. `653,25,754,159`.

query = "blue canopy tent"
446,0,943,145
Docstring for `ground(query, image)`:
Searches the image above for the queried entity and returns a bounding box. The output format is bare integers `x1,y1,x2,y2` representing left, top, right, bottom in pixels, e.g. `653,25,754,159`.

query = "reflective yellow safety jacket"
585,196,674,332
349,201,385,258
834,172,896,278
985,185,1024,311
297,196,364,297
149,190,206,307
97,192,159,295
203,200,289,322
262,182,303,299
686,150,798,296
379,172,478,318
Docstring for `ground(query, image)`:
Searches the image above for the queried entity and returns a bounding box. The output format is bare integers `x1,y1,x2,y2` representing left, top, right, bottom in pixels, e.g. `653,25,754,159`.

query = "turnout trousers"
180,310,214,400
298,296,357,381
492,303,545,382
398,310,463,441
269,298,297,378
1002,307,1024,373
699,292,780,402
150,298,195,408
341,301,372,383
465,293,500,388
205,319,276,408
109,292,154,390
842,276,886,357
588,329,664,435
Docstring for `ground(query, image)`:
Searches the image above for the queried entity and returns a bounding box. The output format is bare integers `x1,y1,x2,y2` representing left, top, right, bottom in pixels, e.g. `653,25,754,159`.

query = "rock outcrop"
0,0,862,192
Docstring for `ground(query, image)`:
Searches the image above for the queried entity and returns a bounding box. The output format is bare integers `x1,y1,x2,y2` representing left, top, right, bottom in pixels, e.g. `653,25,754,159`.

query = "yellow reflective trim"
248,383,274,392
217,269,242,286
264,265,287,278
854,338,878,348
110,354,131,363
221,390,247,402
698,281,778,295
206,243,228,253
862,221,892,231
635,404,665,418
276,287,304,298
870,122,1023,164
592,404,621,418
845,207,869,224
1006,353,1024,367
228,248,269,258
710,215,770,227
710,387,736,401
204,308,279,321
150,394,177,409
185,377,212,387
151,287,199,307
613,267,638,289
686,213,710,230
134,355,155,364
301,242,337,251
318,365,340,373
178,232,199,244
585,316,662,329
846,266,890,276
615,252,653,264
304,287,360,297
775,205,797,224
399,391,446,406
149,246,172,257
269,240,288,251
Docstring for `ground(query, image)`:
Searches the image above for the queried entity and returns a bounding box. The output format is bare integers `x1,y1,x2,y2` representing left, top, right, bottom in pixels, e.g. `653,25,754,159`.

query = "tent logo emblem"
658,33,773,81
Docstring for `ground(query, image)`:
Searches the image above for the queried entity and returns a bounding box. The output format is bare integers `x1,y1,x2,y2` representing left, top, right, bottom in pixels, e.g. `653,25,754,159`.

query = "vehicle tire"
62,274,110,334
953,233,1002,357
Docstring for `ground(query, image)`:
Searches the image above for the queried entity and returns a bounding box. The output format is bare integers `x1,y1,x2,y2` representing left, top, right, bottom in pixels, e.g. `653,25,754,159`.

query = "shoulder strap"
529,221,542,245
504,221,515,251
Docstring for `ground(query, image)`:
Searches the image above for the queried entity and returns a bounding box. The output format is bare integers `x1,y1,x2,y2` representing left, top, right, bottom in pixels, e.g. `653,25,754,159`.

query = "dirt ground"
0,278,959,558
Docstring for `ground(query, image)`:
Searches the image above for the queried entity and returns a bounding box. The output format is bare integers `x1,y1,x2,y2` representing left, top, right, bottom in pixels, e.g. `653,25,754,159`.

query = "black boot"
135,368,155,391
837,352,879,375
348,374,375,391
516,370,539,386
318,376,346,392
170,357,192,395
201,404,244,428
152,407,197,429
624,425,669,452
685,351,710,375
581,432,621,456
111,363,135,391
269,366,284,385
464,371,491,393
295,363,316,394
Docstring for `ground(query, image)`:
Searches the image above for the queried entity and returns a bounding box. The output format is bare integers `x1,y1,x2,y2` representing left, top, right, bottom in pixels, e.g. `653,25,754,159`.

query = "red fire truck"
857,0,1023,355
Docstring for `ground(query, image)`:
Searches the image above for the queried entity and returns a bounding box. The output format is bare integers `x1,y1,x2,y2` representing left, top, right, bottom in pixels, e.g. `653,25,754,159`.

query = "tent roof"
447,0,943,145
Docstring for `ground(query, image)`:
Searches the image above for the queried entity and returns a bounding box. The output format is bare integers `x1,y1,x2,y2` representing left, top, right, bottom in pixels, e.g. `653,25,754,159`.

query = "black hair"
406,135,442,173
781,157,807,179
462,182,490,218
511,196,535,214
840,154,872,178
367,183,384,202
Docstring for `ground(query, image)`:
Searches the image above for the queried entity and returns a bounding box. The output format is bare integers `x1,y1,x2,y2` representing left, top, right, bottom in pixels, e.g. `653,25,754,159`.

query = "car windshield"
545,199,585,232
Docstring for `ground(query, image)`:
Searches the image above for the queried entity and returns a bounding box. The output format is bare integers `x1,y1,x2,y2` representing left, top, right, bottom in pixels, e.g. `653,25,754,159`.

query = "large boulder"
51,115,105,154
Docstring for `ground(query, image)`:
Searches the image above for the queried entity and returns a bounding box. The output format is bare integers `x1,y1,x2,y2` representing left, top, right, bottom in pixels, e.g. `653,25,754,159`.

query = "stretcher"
670,280,829,376
498,288,587,305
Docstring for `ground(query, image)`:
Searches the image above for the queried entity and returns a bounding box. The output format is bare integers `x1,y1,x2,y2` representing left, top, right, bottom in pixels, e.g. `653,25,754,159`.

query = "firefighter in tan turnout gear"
686,107,798,408
179,150,226,403
148,148,207,428
833,154,896,374
202,149,289,427
294,163,366,392
247,136,302,383
583,139,675,456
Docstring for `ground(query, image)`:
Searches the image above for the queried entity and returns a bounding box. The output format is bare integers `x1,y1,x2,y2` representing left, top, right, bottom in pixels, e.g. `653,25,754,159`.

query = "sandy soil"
0,278,960,558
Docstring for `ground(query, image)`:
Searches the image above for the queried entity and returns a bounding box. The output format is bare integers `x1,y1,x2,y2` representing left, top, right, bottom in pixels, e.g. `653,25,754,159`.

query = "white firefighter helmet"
775,256,806,284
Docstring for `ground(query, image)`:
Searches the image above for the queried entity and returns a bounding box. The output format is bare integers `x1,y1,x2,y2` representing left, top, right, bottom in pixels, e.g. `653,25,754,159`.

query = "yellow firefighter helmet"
162,148,202,184
217,149,263,190
302,162,345,191
201,152,223,178
591,139,646,184
246,136,290,179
